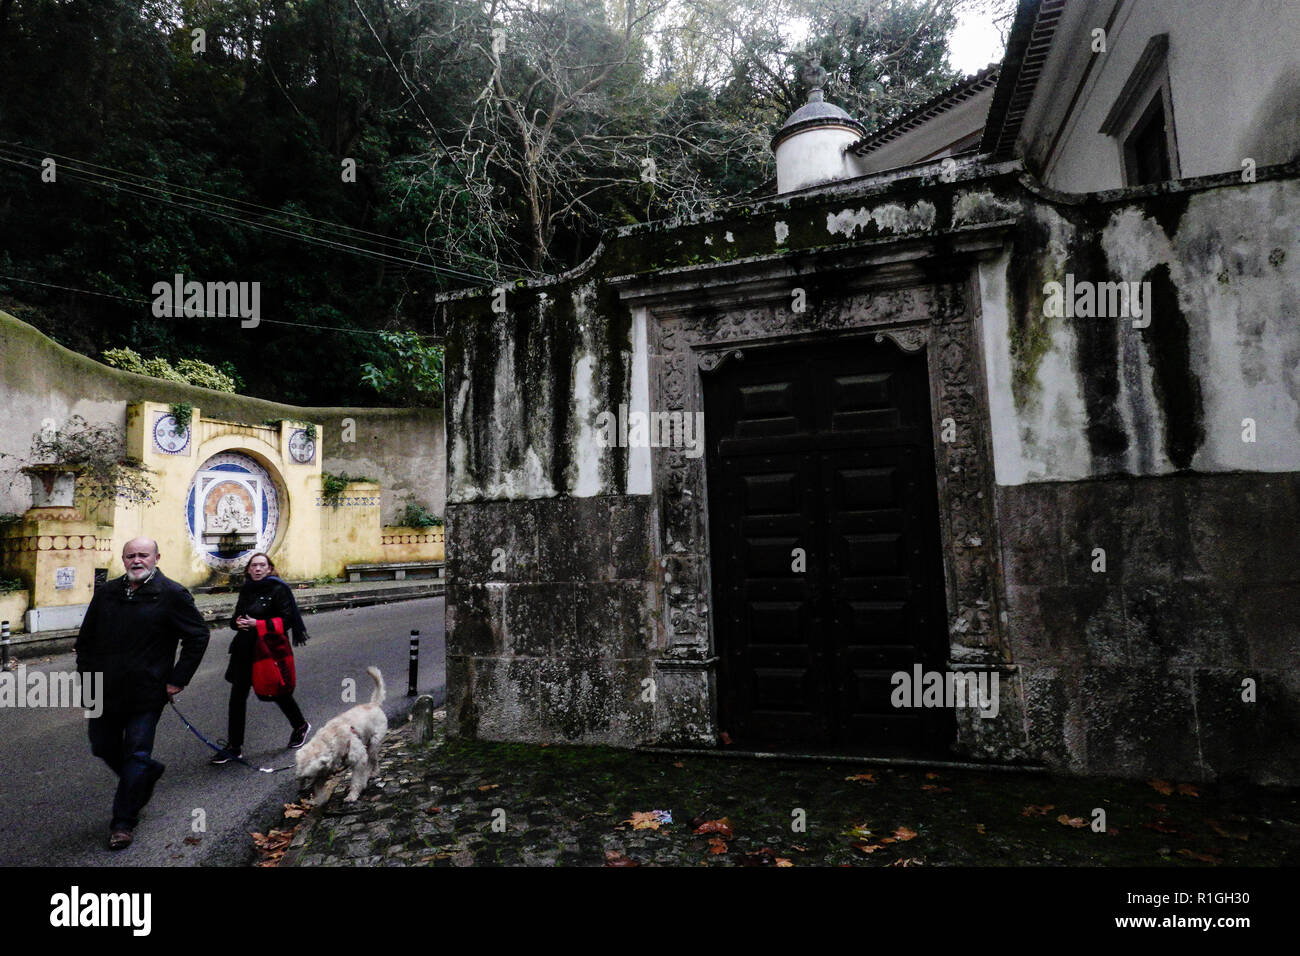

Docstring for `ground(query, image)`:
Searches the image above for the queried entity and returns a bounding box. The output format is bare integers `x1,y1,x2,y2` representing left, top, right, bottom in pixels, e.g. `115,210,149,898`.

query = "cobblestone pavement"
280,714,1300,867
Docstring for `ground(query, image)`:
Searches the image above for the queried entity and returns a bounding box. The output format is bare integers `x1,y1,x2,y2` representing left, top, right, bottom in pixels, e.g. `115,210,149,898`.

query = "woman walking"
210,552,311,764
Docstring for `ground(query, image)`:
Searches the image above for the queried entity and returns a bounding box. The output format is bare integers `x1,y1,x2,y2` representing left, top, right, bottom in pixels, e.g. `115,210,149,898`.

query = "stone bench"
345,561,445,583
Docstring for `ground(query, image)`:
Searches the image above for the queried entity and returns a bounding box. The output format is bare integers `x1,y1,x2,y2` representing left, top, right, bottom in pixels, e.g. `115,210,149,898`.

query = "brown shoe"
108,829,134,850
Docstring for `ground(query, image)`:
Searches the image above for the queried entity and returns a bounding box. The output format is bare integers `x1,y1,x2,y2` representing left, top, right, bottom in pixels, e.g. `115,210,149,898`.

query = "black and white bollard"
1,621,9,670
407,629,419,697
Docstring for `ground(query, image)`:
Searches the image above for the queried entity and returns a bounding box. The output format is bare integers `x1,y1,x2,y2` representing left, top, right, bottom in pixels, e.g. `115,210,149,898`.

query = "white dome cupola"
772,58,868,194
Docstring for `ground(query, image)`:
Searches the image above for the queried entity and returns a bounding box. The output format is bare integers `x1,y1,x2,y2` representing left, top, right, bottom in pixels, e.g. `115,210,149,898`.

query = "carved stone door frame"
614,245,1015,757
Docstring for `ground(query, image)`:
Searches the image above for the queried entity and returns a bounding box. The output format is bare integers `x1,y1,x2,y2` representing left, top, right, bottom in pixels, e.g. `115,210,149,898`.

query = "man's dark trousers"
88,707,167,831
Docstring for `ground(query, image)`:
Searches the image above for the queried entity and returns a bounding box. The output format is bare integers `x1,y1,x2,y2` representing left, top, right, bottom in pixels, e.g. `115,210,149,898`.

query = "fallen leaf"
844,772,876,783
775,858,793,867
893,826,918,842
889,857,924,867
974,823,987,835
1206,819,1248,841
673,761,685,768
1056,814,1087,828
693,818,734,838
1175,783,1199,797
792,844,807,852
283,806,306,819
626,810,672,830
707,836,728,855
925,772,940,780
852,842,884,854
477,784,499,791
1176,848,1222,864
1021,804,1056,817
921,784,952,793
183,836,201,846
423,806,442,815
603,850,641,867
846,823,873,840
1148,779,1174,796
249,826,296,866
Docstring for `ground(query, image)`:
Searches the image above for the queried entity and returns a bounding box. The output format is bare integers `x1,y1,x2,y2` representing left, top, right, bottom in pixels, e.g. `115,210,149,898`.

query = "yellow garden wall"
379,526,445,562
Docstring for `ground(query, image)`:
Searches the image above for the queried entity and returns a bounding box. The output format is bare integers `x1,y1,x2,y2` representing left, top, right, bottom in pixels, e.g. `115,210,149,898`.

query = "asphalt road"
0,596,444,867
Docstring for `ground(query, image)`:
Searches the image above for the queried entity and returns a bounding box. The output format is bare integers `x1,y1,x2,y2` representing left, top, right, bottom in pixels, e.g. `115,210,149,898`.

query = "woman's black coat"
223,577,302,685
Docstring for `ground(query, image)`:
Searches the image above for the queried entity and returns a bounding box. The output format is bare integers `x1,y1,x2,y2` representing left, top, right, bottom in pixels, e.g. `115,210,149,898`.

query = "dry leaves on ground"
1148,779,1174,796
250,827,297,867
603,850,641,867
693,818,734,838
477,784,499,791
1177,848,1222,863
706,836,728,855
845,773,875,783
282,801,310,819
1022,804,1056,816
921,784,953,794
1056,814,1088,828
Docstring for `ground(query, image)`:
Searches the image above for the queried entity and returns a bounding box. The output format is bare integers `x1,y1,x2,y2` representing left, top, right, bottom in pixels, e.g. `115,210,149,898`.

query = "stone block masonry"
445,495,656,745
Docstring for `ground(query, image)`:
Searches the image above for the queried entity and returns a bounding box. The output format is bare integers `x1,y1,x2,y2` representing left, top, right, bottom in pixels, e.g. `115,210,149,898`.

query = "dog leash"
168,700,292,773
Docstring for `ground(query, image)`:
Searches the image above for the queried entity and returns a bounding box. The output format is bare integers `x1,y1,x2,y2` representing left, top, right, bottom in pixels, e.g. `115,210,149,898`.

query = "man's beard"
126,566,154,582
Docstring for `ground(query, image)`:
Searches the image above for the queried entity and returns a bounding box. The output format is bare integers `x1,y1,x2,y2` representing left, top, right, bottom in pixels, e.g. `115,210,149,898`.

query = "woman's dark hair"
244,552,276,576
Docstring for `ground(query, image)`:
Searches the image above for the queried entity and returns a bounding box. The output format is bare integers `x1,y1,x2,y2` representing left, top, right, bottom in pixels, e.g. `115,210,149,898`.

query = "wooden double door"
703,335,953,753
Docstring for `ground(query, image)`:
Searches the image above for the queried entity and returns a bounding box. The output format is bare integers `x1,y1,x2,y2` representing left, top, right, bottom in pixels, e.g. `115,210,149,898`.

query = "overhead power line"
0,149,489,285
0,142,530,284
0,272,439,338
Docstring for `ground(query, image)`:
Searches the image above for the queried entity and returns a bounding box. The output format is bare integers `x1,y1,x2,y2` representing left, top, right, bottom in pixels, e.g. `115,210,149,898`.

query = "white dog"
295,666,388,804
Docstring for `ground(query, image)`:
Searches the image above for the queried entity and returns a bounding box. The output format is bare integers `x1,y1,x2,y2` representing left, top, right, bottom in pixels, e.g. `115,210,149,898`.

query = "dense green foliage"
103,348,239,391
320,470,376,504
397,501,443,528
0,0,984,406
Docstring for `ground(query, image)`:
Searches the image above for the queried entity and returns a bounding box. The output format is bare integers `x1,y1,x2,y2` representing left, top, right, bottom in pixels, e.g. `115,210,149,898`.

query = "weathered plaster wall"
983,174,1300,484
0,310,445,525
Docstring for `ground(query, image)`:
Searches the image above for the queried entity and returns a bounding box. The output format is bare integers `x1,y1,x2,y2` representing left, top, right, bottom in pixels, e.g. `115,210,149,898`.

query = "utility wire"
0,140,526,277
0,272,440,338
0,151,491,285
348,0,477,193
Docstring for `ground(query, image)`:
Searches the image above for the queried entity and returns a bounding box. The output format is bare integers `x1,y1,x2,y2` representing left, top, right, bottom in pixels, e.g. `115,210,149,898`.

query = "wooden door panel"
705,336,951,753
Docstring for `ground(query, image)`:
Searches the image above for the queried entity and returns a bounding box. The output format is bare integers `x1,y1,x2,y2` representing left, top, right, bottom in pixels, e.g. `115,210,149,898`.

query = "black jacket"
75,569,210,714
224,576,302,685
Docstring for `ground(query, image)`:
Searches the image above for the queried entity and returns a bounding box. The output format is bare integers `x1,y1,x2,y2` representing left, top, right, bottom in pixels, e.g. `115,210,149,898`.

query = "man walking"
75,537,209,850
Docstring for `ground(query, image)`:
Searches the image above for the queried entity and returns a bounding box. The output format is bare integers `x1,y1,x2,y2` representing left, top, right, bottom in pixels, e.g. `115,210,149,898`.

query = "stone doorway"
702,334,953,752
